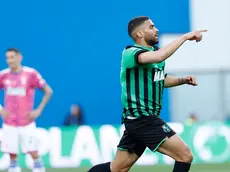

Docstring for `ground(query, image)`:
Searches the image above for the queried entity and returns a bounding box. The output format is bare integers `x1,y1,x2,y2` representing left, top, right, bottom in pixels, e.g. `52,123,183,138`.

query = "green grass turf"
3,163,230,172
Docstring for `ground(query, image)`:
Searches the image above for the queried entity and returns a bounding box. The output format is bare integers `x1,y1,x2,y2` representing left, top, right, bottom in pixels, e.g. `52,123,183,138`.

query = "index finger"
199,29,208,32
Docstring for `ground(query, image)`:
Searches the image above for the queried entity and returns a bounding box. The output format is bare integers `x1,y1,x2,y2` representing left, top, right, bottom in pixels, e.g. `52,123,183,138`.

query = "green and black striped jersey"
120,44,166,121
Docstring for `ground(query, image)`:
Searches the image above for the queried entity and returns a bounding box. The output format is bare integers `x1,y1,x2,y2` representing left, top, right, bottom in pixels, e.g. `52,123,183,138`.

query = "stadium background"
0,0,230,171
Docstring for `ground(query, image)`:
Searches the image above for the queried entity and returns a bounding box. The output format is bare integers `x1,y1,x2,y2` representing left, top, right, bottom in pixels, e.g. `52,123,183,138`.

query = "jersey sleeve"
163,61,168,77
31,69,46,89
122,47,148,68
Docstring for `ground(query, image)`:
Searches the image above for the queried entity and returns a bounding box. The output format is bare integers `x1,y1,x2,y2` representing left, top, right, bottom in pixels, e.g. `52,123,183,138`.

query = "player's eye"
7,56,14,59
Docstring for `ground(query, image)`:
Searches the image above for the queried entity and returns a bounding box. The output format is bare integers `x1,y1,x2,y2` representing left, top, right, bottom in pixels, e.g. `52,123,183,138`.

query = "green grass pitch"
3,163,229,172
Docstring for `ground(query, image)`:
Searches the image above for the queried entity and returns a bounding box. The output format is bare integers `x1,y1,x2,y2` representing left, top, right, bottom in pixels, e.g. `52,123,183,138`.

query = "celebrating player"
88,16,207,172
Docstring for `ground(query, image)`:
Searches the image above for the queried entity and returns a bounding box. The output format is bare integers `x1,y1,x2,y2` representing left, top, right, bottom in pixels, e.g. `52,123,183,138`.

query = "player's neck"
11,65,22,73
135,40,151,48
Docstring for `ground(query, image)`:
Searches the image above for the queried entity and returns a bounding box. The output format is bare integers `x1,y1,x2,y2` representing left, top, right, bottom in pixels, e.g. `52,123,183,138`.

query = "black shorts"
117,115,176,157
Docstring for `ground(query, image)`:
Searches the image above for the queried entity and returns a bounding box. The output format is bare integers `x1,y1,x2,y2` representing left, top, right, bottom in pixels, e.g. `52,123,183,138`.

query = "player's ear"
136,30,143,38
18,54,23,61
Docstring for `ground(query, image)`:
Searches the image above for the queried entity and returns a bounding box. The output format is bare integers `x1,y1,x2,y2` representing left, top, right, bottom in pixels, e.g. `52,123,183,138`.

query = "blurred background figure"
64,104,83,126
185,112,198,126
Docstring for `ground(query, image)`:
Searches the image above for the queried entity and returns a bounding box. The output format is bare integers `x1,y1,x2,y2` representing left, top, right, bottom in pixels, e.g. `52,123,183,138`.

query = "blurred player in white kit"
0,48,53,172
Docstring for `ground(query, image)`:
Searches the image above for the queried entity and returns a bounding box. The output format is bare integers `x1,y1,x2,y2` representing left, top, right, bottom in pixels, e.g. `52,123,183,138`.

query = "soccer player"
0,48,53,172
88,16,207,172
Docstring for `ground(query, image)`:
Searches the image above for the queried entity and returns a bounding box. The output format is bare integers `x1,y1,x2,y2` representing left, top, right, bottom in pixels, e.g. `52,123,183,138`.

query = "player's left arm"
33,70,53,113
37,84,53,113
164,75,197,88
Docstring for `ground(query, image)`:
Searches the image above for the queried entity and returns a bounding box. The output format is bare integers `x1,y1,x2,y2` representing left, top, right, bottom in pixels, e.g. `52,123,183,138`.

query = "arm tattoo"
178,78,187,85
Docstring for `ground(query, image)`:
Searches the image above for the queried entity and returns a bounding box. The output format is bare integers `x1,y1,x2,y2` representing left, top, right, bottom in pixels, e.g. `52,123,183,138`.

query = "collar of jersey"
10,66,23,75
134,44,153,50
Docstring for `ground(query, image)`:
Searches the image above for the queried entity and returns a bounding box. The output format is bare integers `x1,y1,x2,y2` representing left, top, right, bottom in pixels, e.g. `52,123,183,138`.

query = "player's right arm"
0,70,4,90
0,104,8,119
0,71,8,118
0,73,2,113
138,29,207,64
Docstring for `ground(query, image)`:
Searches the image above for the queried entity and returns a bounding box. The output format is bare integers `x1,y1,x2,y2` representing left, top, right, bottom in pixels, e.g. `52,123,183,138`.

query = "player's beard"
145,36,159,46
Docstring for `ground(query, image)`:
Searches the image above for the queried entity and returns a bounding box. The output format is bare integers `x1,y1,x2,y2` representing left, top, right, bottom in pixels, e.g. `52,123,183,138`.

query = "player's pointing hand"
184,29,208,42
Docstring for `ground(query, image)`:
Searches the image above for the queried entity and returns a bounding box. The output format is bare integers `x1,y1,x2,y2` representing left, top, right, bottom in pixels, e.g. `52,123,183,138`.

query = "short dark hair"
6,48,21,54
128,16,149,38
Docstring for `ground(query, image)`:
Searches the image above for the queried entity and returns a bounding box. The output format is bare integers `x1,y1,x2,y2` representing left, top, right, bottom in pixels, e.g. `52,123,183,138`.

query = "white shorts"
1,122,39,154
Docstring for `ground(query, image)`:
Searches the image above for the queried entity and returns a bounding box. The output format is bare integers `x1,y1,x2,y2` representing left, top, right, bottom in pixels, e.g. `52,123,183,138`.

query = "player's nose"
155,31,159,36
